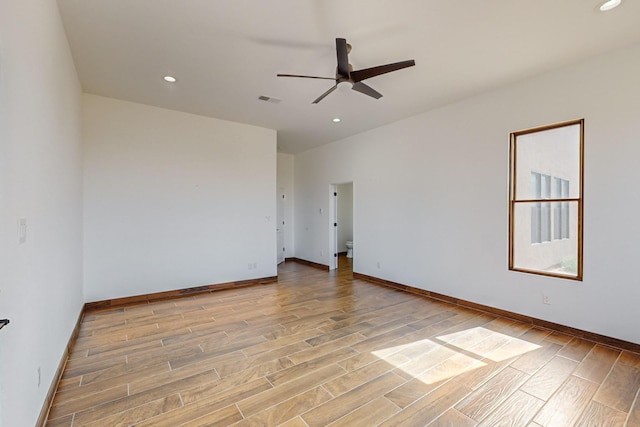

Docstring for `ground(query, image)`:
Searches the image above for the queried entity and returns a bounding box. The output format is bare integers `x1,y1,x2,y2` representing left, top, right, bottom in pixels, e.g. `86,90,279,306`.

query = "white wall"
83,95,276,302
294,43,640,345
0,1,84,425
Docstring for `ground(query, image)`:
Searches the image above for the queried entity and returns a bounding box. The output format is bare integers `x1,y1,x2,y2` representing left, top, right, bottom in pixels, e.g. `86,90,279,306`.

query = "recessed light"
599,0,621,11
332,118,341,123
163,75,177,83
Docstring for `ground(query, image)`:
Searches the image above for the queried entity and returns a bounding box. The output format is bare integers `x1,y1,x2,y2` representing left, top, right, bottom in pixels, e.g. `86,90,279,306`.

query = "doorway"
329,182,353,271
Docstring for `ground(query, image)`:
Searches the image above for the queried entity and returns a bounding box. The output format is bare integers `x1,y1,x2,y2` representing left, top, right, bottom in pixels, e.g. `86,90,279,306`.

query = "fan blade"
277,74,336,80
352,82,383,99
350,60,415,82
312,85,337,104
336,38,350,78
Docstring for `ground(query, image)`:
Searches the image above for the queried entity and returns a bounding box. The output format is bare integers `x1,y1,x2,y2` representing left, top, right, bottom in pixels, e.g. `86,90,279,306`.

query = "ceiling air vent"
258,95,282,104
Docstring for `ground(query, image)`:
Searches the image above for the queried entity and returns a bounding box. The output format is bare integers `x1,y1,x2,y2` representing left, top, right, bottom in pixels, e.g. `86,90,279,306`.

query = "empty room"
2,0,640,426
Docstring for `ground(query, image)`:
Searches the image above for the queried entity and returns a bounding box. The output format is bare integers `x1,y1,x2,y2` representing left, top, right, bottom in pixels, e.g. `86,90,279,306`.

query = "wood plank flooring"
46,258,640,426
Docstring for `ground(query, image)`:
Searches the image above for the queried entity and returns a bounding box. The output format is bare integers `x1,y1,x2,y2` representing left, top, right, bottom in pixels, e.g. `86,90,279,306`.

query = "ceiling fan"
277,38,416,104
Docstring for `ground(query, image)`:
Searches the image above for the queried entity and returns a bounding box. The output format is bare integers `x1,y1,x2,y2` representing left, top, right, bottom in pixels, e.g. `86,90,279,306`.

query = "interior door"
329,185,338,270
277,189,285,264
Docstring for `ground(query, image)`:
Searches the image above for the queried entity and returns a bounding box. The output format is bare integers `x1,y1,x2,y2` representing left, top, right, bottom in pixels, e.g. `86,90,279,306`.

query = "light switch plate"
18,218,27,244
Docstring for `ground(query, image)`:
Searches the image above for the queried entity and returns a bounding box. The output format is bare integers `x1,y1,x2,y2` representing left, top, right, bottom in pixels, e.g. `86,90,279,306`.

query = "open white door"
329,185,338,270
277,189,285,264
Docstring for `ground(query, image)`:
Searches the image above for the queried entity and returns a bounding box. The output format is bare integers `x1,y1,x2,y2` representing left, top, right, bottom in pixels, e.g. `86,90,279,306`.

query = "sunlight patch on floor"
436,326,541,361
372,326,541,384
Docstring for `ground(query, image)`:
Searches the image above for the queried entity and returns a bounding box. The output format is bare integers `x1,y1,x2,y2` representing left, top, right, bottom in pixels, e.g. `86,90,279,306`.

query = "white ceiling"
57,0,640,153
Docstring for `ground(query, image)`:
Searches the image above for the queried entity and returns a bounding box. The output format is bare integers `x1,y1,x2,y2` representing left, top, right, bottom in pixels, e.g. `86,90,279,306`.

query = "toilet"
346,241,353,258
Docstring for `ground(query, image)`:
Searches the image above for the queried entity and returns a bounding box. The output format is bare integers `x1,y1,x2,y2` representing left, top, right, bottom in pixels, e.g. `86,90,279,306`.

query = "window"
554,177,570,240
509,119,584,280
530,172,551,244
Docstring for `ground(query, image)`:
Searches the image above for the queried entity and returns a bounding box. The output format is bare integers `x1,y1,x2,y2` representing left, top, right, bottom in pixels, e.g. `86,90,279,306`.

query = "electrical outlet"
542,294,551,305
37,367,41,388
376,261,381,269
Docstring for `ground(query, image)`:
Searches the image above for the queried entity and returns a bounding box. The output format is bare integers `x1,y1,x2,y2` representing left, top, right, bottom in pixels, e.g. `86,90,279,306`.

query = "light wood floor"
46,258,640,426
